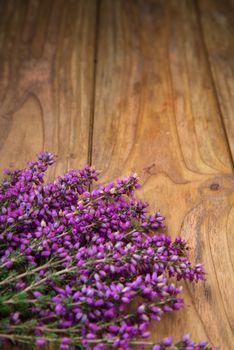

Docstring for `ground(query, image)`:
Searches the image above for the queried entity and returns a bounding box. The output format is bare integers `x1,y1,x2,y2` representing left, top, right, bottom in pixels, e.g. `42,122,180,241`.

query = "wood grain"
198,0,234,162
92,0,234,348
0,1,97,349
0,0,97,178
0,0,233,349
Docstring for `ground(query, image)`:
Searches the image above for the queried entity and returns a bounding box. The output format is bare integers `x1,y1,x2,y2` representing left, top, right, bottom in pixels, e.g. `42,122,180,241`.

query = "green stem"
0,257,63,286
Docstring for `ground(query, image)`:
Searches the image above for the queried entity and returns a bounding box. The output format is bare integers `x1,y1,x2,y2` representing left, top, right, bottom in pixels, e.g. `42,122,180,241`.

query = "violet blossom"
0,152,217,349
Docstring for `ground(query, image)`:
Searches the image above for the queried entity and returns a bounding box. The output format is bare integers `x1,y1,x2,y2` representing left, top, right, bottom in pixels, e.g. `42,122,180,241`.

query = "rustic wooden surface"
198,0,234,161
0,0,233,349
0,0,97,178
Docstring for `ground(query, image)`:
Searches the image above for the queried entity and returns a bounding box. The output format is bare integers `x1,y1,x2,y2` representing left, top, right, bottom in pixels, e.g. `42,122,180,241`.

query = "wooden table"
0,0,233,349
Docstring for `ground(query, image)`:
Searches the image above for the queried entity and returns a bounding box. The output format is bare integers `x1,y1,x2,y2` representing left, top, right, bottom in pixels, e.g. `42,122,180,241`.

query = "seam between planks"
88,0,101,168
194,0,234,175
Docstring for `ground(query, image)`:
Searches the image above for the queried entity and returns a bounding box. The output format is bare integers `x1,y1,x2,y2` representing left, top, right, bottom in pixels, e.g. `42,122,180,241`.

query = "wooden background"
0,0,233,349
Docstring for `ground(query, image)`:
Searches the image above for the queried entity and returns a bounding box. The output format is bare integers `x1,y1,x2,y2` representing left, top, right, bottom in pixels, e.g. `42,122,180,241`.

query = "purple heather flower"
36,338,46,346
60,345,69,350
0,153,213,350
33,291,42,298
181,334,190,342
199,340,208,346
86,333,96,340
163,336,173,346
5,260,13,269
152,345,161,350
10,312,20,324
55,304,65,316
59,320,72,328
61,337,70,344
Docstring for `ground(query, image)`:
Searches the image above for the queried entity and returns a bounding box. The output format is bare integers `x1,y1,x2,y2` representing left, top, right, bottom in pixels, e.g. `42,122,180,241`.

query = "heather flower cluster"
0,153,217,349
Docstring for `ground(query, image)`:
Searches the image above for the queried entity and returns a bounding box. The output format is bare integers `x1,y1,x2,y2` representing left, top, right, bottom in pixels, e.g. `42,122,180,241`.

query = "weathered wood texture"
0,0,233,349
92,0,234,348
0,0,97,178
198,0,234,161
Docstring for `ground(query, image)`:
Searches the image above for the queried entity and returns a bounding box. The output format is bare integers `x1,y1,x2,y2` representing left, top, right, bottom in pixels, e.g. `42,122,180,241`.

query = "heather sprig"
0,152,216,349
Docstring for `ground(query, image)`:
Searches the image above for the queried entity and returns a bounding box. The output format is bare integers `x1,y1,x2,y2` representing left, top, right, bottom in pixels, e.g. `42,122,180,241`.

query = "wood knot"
68,153,76,159
143,163,155,174
210,183,220,191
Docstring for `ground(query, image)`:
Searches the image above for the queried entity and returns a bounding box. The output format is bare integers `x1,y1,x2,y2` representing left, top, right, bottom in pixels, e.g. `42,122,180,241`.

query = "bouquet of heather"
0,153,217,350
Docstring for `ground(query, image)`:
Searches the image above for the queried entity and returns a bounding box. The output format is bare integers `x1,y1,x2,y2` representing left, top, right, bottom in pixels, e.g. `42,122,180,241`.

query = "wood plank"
0,0,97,178
92,0,234,348
0,1,97,349
198,0,234,162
